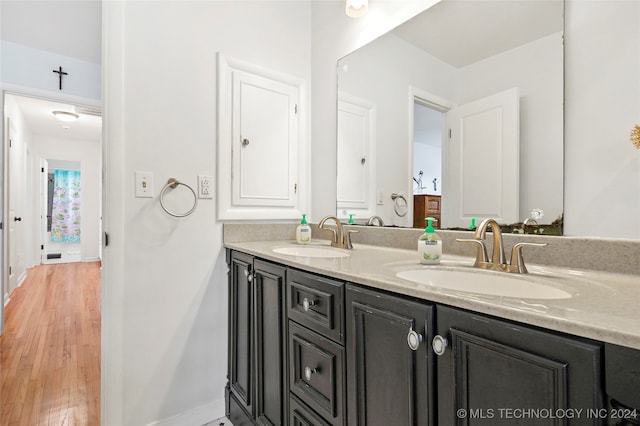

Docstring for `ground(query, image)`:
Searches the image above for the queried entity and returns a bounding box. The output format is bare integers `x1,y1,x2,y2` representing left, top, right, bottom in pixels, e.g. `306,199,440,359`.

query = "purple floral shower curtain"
51,169,81,242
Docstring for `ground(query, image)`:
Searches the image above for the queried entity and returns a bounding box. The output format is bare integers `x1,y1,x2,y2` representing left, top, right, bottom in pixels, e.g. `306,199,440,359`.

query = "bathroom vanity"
224,226,640,426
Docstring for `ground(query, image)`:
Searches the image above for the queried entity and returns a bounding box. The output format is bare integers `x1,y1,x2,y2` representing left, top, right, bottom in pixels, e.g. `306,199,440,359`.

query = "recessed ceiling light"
52,111,79,122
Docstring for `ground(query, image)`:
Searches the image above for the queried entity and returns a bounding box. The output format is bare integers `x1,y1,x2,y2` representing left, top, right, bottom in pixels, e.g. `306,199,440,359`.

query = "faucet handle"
456,238,488,266
510,242,547,273
343,230,359,250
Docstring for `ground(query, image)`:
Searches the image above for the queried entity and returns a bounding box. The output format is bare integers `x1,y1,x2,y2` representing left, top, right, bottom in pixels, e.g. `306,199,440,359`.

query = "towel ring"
160,178,198,218
391,193,408,217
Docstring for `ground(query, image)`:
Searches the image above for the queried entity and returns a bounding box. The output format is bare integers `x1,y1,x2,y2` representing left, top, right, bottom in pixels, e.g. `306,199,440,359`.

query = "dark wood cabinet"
287,269,346,426
346,284,435,426
435,305,604,425
227,250,287,426
226,250,616,426
413,194,441,229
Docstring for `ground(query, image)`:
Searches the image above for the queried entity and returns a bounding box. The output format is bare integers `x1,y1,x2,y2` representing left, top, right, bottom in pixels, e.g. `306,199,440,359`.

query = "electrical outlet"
198,175,213,199
135,171,154,198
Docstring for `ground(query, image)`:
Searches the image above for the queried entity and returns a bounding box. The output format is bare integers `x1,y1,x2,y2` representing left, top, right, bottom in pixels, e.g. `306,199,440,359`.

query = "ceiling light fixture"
346,0,368,18
52,110,79,122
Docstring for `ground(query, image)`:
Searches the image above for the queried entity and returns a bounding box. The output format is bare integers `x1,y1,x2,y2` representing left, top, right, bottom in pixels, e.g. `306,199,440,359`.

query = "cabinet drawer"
289,394,332,426
289,321,345,426
287,269,345,344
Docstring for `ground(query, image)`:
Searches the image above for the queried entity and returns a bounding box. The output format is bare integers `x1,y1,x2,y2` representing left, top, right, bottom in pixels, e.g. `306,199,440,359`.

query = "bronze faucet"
318,216,358,249
457,218,546,273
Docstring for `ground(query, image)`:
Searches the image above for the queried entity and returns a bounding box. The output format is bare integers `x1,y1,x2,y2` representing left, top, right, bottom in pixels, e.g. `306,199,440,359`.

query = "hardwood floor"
1,262,101,426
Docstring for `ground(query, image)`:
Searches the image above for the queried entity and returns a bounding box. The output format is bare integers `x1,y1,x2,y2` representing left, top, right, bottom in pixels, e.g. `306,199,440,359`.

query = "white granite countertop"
225,239,640,350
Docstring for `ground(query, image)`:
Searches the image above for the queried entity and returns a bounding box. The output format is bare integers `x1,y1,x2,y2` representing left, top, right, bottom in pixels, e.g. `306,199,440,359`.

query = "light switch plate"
135,171,154,198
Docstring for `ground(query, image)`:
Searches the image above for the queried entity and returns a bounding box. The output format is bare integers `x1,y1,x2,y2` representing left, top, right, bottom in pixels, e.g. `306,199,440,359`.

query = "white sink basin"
396,268,572,299
272,245,351,258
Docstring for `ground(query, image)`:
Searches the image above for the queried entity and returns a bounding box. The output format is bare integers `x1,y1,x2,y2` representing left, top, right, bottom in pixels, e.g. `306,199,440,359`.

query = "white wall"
31,135,102,263
564,0,640,238
103,2,312,425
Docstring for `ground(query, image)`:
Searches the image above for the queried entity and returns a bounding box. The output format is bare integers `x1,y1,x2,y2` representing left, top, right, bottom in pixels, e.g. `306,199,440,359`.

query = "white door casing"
336,93,376,219
443,87,520,228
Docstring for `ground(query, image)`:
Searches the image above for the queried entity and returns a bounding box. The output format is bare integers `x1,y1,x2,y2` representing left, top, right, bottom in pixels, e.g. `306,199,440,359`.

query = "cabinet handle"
302,297,316,312
432,335,448,356
407,326,423,351
244,268,253,282
304,366,319,381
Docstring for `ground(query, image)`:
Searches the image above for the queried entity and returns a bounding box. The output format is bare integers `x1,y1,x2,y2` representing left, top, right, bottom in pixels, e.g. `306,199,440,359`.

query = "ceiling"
8,94,102,142
393,0,563,68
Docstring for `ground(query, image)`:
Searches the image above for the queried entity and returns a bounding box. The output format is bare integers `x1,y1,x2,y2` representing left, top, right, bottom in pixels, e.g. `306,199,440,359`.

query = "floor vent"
47,253,62,259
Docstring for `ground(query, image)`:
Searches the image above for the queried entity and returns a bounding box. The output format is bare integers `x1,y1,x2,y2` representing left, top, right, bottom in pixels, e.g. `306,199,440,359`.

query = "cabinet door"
254,260,287,426
346,284,435,426
229,251,255,417
436,306,604,425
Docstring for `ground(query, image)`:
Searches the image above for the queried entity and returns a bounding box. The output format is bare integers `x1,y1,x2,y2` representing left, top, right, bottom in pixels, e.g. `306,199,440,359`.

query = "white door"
336,94,375,219
442,88,519,228
7,121,20,296
232,70,298,208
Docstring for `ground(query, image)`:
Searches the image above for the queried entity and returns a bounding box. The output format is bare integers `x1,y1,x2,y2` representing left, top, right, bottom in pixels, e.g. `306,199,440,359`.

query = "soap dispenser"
348,214,355,225
296,214,311,244
418,217,442,264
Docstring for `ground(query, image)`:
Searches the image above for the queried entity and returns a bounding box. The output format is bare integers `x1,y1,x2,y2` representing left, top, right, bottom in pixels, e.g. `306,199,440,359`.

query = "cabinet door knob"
244,268,253,282
304,366,318,381
432,335,448,356
407,326,423,351
302,297,316,312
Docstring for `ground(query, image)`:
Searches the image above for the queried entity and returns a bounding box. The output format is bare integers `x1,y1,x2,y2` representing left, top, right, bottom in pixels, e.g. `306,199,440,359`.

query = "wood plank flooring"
1,262,101,426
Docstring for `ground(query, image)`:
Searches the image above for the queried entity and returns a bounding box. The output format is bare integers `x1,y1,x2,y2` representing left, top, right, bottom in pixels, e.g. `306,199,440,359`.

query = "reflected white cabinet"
218,53,308,220
336,93,376,220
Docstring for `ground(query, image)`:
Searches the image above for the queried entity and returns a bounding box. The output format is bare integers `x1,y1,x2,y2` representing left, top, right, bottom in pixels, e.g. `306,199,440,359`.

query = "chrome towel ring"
391,193,408,217
160,178,198,217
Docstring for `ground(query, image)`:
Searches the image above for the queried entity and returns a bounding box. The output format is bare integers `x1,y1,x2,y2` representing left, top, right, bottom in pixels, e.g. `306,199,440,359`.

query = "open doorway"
42,159,83,264
2,91,102,320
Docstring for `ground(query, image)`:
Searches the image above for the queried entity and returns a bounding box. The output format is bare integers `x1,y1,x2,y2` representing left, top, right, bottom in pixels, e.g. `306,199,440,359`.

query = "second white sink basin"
396,268,572,299
273,245,351,258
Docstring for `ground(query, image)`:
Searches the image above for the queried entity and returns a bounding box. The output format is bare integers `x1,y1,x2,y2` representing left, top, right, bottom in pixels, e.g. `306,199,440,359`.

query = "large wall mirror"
336,0,564,234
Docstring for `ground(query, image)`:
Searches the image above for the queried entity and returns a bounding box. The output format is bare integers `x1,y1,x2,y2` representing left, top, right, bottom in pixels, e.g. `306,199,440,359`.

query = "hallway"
0,262,101,425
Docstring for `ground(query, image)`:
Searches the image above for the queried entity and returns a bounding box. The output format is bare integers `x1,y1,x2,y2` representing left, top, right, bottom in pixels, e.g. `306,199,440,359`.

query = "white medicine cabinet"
217,53,308,220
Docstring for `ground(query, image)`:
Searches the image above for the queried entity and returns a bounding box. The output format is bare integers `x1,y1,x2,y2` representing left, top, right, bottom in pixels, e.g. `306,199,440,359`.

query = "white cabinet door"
336,94,375,219
233,71,297,207
218,54,307,220
443,88,519,228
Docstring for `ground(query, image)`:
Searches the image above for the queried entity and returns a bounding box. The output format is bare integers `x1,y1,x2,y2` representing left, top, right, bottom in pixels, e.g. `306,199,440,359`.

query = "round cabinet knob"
407,327,423,351
244,268,253,282
304,366,318,381
432,335,448,356
302,297,316,312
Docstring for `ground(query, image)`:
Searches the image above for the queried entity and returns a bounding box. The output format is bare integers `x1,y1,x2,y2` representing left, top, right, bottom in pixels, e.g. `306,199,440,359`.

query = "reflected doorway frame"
408,86,455,229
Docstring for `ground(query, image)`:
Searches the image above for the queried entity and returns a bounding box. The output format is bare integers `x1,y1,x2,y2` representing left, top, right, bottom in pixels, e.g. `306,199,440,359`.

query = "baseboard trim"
145,398,226,426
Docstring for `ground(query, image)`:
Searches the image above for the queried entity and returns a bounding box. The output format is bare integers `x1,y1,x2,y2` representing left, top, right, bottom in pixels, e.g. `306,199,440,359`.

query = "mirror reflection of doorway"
43,159,82,264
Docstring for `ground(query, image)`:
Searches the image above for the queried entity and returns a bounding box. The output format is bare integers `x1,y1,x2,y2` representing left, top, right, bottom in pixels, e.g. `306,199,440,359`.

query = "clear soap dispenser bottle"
418,217,442,264
296,214,311,244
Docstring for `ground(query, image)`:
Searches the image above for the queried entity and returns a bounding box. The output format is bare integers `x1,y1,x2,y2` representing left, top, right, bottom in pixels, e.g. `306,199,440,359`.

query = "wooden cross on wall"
52,66,68,90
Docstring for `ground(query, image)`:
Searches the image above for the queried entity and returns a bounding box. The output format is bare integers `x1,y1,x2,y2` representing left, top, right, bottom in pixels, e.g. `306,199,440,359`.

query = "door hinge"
41,167,45,172
294,183,297,194
41,244,44,250
104,232,109,247
295,104,298,114
449,129,452,139
0,222,3,230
